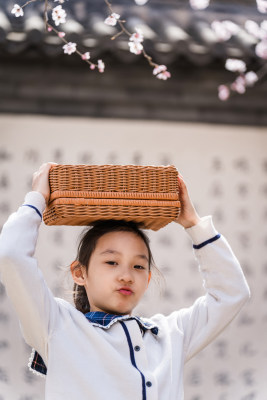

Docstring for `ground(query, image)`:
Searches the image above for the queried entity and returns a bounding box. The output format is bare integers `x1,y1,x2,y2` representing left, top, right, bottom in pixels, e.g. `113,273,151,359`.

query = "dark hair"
73,220,155,314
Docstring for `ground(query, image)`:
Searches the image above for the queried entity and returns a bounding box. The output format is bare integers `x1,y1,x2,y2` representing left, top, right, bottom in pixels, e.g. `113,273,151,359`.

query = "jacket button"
134,345,141,351
146,381,152,387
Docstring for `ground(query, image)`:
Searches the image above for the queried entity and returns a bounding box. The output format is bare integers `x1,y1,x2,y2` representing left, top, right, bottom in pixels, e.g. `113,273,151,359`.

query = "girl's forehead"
95,231,148,254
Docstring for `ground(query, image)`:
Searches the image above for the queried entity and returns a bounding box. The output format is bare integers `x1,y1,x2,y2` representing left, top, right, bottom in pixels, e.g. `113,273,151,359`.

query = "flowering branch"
212,17,267,100
9,0,267,93
103,0,171,79
11,0,171,80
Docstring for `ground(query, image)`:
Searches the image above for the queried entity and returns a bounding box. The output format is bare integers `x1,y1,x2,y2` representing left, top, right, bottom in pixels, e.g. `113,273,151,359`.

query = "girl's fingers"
32,162,58,204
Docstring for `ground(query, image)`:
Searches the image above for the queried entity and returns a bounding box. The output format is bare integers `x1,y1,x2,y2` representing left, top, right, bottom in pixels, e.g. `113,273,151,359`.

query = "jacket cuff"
23,192,46,215
185,216,219,246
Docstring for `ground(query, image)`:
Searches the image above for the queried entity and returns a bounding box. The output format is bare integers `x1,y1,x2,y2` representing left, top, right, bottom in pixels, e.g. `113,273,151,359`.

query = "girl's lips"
118,288,133,296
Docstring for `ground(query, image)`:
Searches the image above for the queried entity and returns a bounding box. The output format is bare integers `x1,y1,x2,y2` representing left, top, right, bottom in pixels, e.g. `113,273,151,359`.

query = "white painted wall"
0,114,266,400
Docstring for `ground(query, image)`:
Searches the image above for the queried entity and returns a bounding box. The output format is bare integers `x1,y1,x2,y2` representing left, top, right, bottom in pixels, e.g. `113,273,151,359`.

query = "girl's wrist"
181,216,202,229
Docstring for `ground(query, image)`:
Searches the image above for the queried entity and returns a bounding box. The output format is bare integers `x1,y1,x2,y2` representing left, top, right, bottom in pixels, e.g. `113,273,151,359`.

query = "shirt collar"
85,311,159,335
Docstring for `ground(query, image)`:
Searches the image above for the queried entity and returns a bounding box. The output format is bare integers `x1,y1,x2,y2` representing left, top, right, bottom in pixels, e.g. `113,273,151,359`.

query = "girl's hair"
72,220,155,314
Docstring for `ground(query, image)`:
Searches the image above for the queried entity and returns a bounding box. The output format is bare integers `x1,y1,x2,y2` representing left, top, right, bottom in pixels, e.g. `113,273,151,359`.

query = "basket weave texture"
43,164,181,230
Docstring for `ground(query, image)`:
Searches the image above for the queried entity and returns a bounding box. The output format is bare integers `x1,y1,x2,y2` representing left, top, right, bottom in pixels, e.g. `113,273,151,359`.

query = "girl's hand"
32,162,57,205
175,174,201,229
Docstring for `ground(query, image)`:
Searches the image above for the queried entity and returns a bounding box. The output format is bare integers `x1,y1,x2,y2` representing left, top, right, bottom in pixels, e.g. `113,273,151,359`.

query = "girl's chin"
95,307,133,316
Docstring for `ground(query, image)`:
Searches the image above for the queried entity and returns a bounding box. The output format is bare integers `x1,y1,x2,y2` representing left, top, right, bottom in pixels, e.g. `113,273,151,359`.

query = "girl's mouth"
118,288,133,295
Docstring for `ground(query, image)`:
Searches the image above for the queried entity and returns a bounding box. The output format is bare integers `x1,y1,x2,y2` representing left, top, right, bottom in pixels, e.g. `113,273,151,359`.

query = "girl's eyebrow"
100,249,149,262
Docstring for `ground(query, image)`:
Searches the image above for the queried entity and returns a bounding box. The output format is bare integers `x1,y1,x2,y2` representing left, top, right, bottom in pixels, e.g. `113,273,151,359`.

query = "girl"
0,162,250,400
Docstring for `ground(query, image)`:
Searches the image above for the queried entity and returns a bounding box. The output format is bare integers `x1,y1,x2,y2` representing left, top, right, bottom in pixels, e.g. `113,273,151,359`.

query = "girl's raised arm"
0,163,59,364
154,174,250,362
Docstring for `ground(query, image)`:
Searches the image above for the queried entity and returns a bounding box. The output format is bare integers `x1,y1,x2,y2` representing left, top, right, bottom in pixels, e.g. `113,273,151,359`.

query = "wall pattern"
0,115,266,399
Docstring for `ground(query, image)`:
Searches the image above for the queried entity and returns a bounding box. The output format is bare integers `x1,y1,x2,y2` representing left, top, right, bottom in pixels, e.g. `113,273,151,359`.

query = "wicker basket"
43,164,181,230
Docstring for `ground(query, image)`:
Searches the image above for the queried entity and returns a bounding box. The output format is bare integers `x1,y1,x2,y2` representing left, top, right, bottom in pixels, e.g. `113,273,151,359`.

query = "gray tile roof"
0,0,265,66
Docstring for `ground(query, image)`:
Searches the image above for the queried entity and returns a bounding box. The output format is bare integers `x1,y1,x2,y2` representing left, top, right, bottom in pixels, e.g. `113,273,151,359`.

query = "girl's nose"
118,267,134,284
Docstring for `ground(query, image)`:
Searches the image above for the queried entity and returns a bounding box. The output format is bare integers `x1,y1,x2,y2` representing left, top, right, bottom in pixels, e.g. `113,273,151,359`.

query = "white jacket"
0,192,250,400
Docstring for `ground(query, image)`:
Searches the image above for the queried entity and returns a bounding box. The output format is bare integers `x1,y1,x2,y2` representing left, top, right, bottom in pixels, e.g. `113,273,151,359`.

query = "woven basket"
43,164,181,230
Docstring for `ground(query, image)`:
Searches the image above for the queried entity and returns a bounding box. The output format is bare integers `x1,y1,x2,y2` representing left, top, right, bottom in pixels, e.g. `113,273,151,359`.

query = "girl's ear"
71,261,86,286
147,271,152,285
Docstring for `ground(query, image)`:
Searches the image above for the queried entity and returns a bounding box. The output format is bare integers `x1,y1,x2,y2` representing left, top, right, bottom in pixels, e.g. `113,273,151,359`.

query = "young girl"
0,162,250,400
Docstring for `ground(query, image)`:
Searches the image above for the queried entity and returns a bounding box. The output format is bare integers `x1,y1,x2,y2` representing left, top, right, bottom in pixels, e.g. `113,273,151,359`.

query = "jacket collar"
85,311,159,335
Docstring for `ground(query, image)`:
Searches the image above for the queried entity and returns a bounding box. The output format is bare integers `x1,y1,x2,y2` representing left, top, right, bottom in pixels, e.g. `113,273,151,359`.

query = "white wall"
0,114,266,400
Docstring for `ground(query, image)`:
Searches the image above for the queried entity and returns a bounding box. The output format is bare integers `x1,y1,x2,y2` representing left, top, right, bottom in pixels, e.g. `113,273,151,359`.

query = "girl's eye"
134,265,145,270
106,261,118,266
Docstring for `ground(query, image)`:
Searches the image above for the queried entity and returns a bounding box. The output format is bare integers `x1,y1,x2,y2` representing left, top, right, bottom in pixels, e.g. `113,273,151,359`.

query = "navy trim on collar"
85,311,159,335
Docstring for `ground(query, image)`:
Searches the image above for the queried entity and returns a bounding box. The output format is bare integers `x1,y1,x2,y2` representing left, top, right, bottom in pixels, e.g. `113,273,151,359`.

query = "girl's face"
81,231,151,315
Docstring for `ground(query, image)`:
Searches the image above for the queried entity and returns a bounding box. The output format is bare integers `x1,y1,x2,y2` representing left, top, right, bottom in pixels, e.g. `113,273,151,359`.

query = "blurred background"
0,0,267,399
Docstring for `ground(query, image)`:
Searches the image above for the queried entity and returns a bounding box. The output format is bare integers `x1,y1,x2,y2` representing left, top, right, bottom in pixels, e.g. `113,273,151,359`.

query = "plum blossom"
153,65,171,80
256,0,267,13
211,21,232,41
98,59,105,73
189,0,210,10
11,4,24,17
58,31,65,38
218,85,230,101
129,28,144,44
245,71,258,86
211,20,240,41
231,76,246,94
128,41,143,54
135,0,149,4
104,13,120,26
52,5,66,26
128,28,144,54
225,58,246,73
245,20,262,39
156,71,171,80
255,40,267,59
63,42,77,55
81,52,90,60
153,65,167,75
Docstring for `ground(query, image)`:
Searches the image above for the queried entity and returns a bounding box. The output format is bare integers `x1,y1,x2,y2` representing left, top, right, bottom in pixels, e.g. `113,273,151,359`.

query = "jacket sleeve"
168,216,250,363
0,192,60,362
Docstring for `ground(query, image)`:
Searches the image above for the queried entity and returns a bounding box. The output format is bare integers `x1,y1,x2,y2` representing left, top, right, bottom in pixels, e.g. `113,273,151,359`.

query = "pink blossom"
156,71,171,80
58,31,65,38
211,20,232,41
128,41,143,55
223,20,240,35
245,20,260,38
90,65,96,70
48,26,53,32
104,13,120,26
231,76,246,94
261,21,267,32
153,65,167,75
98,59,105,73
63,42,77,55
52,5,66,26
225,58,246,73
129,28,144,54
218,85,230,101
81,52,90,60
129,28,144,44
189,0,210,10
256,0,267,13
245,71,258,86
255,40,267,59
135,0,149,4
11,4,24,17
